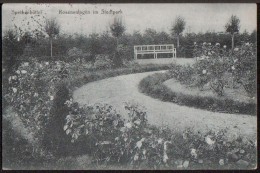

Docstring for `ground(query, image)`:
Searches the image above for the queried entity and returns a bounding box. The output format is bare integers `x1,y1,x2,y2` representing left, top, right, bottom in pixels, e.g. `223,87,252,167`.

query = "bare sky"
2,3,257,36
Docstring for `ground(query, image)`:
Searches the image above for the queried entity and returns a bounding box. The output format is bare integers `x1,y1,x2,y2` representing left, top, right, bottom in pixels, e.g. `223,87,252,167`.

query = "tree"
156,31,171,44
143,28,157,44
2,29,24,72
44,17,60,57
89,33,101,57
110,16,125,67
250,29,257,44
100,31,116,55
225,15,240,50
110,16,125,48
132,30,144,45
171,16,186,48
183,33,195,58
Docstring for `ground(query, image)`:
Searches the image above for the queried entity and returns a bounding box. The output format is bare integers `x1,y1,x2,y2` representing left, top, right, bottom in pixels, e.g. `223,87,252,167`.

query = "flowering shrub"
3,60,93,139
228,43,257,97
67,47,84,57
63,102,256,169
93,54,113,70
139,72,256,115
4,61,61,138
169,64,195,86
175,42,257,97
193,42,230,96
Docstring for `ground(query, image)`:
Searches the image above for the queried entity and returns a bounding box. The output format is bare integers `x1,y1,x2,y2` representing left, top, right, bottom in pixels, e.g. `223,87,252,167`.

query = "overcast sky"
2,3,257,36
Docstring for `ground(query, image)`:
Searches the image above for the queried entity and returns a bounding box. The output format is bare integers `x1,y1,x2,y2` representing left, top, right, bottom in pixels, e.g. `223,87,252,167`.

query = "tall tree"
110,16,125,67
110,16,125,49
44,17,60,57
225,15,240,50
171,16,186,48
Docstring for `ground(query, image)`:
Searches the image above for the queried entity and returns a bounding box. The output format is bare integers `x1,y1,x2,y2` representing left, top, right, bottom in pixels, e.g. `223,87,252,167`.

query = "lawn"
164,78,255,104
135,57,195,65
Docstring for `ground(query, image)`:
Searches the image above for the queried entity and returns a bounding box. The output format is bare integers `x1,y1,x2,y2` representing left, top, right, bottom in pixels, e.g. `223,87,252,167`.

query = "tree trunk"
50,39,53,57
177,36,180,48
116,38,118,51
231,34,234,50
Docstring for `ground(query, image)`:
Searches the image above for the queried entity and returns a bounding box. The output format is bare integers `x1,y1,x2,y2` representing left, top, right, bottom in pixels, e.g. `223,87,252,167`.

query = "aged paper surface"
2,3,257,170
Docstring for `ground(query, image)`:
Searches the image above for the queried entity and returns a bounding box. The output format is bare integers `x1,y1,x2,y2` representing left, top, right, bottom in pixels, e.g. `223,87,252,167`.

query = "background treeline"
2,28,256,64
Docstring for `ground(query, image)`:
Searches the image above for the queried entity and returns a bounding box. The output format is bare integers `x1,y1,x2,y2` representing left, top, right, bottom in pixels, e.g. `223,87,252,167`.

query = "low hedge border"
138,72,256,116
43,64,172,157
65,63,171,90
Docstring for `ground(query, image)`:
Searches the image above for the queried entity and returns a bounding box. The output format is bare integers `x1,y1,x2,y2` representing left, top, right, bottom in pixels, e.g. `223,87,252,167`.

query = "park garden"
2,11,257,170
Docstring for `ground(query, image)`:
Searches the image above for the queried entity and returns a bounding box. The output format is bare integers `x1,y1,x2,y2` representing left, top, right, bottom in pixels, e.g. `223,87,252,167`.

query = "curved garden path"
73,71,257,140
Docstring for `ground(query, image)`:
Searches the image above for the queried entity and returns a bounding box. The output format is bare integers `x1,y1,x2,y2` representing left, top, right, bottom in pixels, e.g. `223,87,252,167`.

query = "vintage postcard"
2,3,257,170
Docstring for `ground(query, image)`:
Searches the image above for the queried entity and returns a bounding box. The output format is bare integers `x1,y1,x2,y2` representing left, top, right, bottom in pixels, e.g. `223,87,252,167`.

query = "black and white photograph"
2,3,257,170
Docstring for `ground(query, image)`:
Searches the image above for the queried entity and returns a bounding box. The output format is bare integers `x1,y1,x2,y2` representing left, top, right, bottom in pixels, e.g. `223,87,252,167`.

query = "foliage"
169,64,195,85
67,47,84,57
193,42,228,96
139,72,256,115
2,54,256,169
171,16,186,37
110,16,126,67
3,59,171,159
110,16,126,39
44,17,60,57
93,54,113,70
3,60,91,158
225,15,240,49
225,15,240,35
2,116,53,170
4,61,60,139
193,42,256,97
2,29,25,72
229,43,257,97
44,17,60,39
171,16,186,48
42,82,72,157
2,118,35,169
63,102,256,169
3,24,256,60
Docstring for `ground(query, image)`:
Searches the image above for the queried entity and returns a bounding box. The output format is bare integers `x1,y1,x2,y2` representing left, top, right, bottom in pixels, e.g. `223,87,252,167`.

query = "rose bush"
93,54,113,70
3,55,256,169
63,102,256,169
193,42,229,96
228,43,257,97
172,42,257,97
3,60,92,140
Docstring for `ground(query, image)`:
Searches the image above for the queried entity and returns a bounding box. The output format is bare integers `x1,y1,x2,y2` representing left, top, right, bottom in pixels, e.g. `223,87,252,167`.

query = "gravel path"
73,71,257,140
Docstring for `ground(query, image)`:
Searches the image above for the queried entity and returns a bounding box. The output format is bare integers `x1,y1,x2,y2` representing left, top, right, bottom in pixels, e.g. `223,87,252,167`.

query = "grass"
138,72,256,115
164,78,255,104
65,63,172,90
135,57,195,66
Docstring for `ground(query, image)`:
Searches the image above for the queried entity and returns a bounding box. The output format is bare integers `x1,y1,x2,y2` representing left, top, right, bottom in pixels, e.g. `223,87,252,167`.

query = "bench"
134,44,177,60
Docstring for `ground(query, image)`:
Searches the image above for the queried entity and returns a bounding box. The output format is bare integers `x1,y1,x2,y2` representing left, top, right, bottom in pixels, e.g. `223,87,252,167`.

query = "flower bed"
138,42,257,115
3,58,256,169
138,72,256,115
59,102,256,169
193,42,256,97
2,60,171,168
